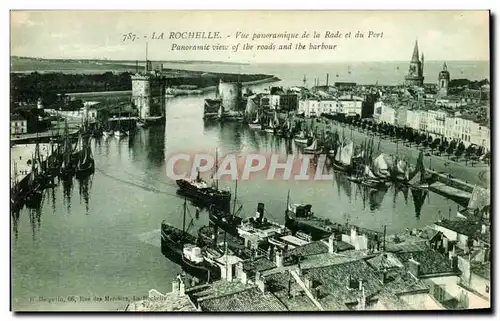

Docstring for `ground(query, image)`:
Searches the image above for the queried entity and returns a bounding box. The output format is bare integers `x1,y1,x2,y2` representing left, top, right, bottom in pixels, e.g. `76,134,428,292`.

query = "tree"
438,142,446,155
430,138,440,153
476,146,485,157
454,142,466,159
414,133,422,145
465,145,476,160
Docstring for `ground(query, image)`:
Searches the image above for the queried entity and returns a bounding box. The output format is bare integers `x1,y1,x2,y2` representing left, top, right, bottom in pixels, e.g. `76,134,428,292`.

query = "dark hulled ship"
160,199,221,282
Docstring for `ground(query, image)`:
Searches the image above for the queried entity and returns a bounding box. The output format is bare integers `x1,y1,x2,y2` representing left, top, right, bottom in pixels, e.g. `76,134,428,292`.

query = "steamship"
176,173,231,210
160,199,221,282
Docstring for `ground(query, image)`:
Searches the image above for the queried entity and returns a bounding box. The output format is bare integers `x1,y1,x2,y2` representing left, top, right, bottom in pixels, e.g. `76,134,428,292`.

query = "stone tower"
131,43,153,119
131,73,152,119
438,62,450,97
404,40,424,87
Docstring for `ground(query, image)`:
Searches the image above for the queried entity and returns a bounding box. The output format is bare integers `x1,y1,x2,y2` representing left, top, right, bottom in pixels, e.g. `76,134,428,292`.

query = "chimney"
442,237,449,253
179,278,185,296
358,280,363,291
275,249,284,268
326,74,329,87
304,276,312,290
382,269,388,285
328,234,336,254
408,258,421,278
357,287,367,310
257,203,265,221
255,271,261,282
256,277,267,293
448,245,456,260
171,278,180,295
481,224,487,234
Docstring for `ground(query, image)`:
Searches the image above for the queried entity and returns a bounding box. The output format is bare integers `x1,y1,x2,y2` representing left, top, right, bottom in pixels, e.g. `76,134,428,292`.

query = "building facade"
10,115,27,134
338,95,363,116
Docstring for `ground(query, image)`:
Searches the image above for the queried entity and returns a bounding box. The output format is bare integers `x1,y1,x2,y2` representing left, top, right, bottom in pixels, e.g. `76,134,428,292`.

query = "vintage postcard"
10,10,491,312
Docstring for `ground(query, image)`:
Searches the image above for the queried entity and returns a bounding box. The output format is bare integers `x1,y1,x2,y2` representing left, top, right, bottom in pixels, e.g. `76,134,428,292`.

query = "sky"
10,10,490,63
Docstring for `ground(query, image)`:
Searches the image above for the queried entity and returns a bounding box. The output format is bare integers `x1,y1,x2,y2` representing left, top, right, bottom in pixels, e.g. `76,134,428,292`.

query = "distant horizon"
11,55,491,65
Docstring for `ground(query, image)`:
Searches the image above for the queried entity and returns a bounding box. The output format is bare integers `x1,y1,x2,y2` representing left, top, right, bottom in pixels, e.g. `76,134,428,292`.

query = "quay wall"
426,169,475,193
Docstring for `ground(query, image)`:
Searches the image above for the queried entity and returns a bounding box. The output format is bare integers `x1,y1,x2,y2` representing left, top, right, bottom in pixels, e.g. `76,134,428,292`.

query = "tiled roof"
242,257,276,274
199,287,287,312
187,280,253,303
435,219,482,237
366,253,404,271
380,270,429,295
395,250,457,276
471,262,490,281
126,292,197,312
302,260,382,309
264,270,320,311
285,241,328,262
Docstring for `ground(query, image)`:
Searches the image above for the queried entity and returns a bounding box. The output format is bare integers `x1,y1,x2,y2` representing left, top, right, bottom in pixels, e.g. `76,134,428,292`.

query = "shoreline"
65,76,281,98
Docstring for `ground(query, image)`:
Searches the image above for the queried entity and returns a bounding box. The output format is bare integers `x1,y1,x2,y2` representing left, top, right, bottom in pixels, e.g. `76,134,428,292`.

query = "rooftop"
435,219,482,237
264,270,320,311
198,286,287,312
284,241,328,262
471,262,490,281
395,250,457,276
242,257,277,274
302,260,383,309
126,291,197,312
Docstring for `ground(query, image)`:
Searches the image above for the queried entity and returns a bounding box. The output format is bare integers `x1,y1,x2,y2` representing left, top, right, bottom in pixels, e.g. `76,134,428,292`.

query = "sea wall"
426,169,475,193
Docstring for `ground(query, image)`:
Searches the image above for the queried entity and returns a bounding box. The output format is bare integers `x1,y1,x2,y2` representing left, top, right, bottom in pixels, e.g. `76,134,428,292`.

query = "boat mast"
286,189,290,213
232,179,238,217
182,197,187,239
215,149,219,190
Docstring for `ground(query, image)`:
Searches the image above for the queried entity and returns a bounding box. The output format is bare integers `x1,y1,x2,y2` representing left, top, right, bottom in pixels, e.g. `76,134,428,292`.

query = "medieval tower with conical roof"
404,40,424,87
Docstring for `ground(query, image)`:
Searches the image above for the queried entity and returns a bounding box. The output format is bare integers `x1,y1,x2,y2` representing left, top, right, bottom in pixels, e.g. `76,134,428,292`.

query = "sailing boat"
392,156,409,182
248,110,261,129
75,133,95,178
26,155,43,208
407,151,428,188
264,114,276,133
60,121,74,180
332,141,354,171
161,198,221,282
114,107,127,138
303,136,320,154
372,154,391,179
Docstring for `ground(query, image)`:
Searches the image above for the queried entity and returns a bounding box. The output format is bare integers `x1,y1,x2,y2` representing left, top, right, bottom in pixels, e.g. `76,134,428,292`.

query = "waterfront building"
373,100,397,125
338,95,363,116
438,62,450,97
299,98,337,117
10,114,28,134
404,40,425,87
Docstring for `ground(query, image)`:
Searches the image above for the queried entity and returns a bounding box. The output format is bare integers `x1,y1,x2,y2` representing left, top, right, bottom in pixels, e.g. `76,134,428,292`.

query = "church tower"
438,62,450,97
404,40,424,87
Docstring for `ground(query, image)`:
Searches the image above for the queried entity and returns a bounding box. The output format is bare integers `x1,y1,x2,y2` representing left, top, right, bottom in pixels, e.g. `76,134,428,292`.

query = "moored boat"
161,199,221,282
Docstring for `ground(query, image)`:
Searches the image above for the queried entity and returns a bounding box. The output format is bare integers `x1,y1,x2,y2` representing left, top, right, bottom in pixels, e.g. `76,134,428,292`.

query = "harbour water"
11,77,479,311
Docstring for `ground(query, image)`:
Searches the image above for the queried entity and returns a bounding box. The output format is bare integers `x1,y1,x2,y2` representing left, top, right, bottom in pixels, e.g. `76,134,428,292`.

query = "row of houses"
297,95,365,118
373,100,490,151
